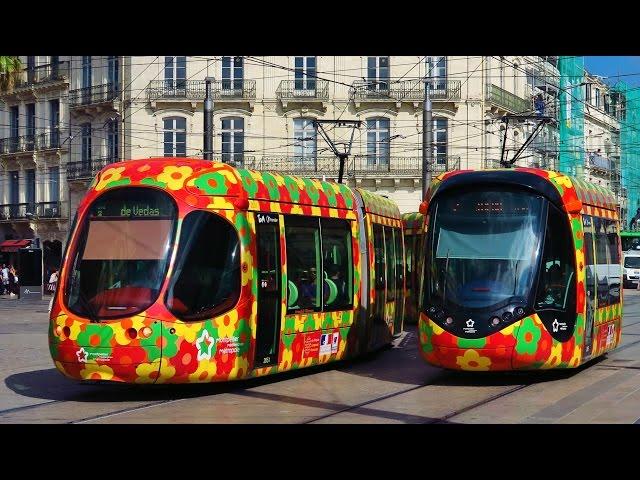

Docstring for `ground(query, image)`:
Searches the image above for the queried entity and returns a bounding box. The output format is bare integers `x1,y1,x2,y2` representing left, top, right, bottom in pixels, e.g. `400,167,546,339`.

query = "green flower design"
283,316,296,335
515,317,542,355
261,172,280,200
339,184,353,208
145,325,163,362
104,178,131,190
323,184,338,207
571,217,583,249
194,172,228,195
303,178,320,203
281,331,295,348
141,177,167,188
321,312,333,329
457,337,487,349
239,170,258,197
234,214,252,248
419,319,434,354
303,313,315,331
284,176,300,202
161,332,178,358
77,323,114,347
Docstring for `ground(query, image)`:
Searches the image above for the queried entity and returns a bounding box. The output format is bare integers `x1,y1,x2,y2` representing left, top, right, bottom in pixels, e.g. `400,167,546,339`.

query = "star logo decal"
196,329,215,361
76,347,88,363
552,319,559,332
466,319,474,328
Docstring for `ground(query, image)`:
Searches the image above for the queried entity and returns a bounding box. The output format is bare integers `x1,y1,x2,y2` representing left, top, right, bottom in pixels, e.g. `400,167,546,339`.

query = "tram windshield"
426,189,544,310
65,188,176,319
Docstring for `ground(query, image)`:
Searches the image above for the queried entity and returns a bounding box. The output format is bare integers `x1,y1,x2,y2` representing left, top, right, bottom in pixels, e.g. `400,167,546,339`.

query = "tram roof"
431,168,618,212
90,158,400,218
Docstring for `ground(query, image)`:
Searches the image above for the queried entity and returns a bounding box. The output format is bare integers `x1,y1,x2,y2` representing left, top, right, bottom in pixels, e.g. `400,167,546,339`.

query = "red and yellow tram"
49,158,405,383
419,168,622,371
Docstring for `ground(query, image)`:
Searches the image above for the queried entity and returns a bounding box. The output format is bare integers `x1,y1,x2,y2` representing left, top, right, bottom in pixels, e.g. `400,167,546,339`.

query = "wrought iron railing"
351,155,460,175
0,202,64,220
36,201,63,218
276,80,329,101
18,61,70,88
487,84,530,113
146,80,256,101
352,79,462,102
66,157,118,180
0,130,64,154
69,83,118,107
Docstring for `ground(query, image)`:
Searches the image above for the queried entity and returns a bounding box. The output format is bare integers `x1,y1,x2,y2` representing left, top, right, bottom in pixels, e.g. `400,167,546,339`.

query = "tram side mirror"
419,200,429,215
563,199,583,214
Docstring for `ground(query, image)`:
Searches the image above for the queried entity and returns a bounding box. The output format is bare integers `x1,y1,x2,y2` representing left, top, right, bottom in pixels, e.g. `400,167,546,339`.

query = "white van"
623,248,640,288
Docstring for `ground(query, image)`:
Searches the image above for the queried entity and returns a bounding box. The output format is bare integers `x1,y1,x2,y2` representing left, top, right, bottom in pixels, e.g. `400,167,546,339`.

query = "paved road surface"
1,291,639,423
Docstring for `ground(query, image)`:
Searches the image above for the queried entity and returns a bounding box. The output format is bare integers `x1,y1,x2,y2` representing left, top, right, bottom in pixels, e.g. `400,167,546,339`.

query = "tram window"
166,211,240,321
584,220,596,305
594,217,612,307
535,205,576,311
384,226,396,302
394,228,404,300
285,217,322,312
373,224,386,320
320,218,353,310
405,235,414,290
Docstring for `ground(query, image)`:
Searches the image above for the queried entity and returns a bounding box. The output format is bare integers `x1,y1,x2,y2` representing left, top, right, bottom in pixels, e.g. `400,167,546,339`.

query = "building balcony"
0,130,66,156
239,155,461,178
587,152,612,176
276,80,329,107
352,79,462,107
69,83,118,111
0,62,70,100
487,84,531,114
0,201,64,221
146,80,256,111
66,157,118,181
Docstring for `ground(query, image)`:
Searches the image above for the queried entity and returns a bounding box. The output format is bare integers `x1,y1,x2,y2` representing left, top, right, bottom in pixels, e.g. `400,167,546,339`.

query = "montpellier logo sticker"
76,348,88,363
196,329,215,361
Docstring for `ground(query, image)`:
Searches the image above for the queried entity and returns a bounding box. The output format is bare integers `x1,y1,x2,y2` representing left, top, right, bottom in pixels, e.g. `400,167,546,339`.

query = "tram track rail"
3,320,640,424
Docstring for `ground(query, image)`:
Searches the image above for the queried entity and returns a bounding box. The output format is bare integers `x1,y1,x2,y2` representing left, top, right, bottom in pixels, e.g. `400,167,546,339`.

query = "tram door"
583,215,597,358
254,213,281,367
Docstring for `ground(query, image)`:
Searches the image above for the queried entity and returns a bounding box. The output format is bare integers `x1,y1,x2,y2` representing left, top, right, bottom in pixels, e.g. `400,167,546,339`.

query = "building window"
367,57,389,91
163,117,187,157
82,56,92,89
9,171,19,205
26,169,36,208
49,166,59,203
427,56,447,90
295,56,316,91
49,99,60,148
585,84,592,103
108,56,119,91
293,118,317,165
434,118,448,165
595,88,601,108
10,106,19,144
27,56,36,83
222,56,243,91
26,103,35,149
221,117,244,163
164,56,186,92
366,117,390,167
81,123,92,164
107,119,119,161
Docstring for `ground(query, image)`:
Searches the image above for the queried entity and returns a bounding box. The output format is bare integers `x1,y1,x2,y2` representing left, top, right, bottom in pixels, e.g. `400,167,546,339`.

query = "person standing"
1,264,8,295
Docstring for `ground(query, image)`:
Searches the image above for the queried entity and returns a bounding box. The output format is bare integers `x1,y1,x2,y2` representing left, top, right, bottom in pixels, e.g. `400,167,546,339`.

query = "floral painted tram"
402,212,425,324
419,168,622,371
49,158,405,383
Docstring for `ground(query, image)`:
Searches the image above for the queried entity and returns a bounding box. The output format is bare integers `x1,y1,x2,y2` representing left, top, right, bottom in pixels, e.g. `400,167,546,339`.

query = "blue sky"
584,56,640,87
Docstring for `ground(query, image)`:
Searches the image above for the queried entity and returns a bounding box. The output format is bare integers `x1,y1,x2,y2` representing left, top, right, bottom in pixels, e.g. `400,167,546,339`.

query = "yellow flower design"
137,164,151,172
155,358,176,383
575,248,585,272
113,313,148,345
95,166,126,191
429,319,445,335
456,349,491,371
188,360,217,382
541,342,563,369
171,322,202,344
242,249,254,287
554,175,573,189
498,320,520,337
290,204,304,215
55,314,82,341
135,361,161,383
219,169,239,184
157,165,194,190
274,174,285,186
215,310,239,338
279,348,293,369
80,363,114,381
206,197,234,209
229,356,249,379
